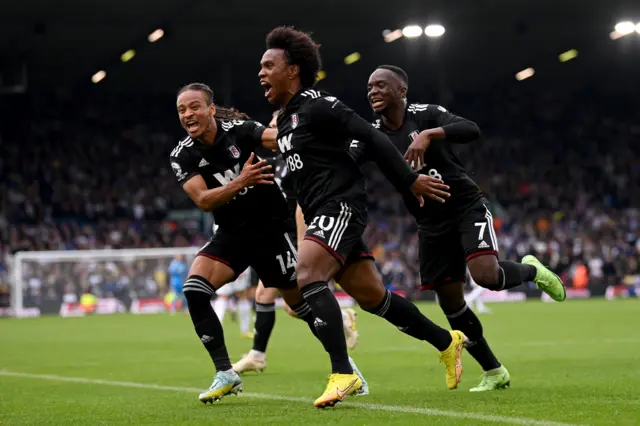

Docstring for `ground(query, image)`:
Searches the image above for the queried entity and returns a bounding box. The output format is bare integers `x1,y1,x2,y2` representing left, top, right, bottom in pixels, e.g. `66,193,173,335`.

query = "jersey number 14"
276,251,296,274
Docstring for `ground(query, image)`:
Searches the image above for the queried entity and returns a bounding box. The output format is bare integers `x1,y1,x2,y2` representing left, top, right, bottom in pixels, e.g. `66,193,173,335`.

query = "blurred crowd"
1,83,638,305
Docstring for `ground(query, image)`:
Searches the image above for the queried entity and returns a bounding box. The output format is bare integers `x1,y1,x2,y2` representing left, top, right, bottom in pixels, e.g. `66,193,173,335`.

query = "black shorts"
418,198,499,291
303,201,374,266
198,228,298,290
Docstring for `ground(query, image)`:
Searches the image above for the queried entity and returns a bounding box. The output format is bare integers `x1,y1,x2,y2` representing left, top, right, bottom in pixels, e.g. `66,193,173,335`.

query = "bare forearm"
196,181,244,211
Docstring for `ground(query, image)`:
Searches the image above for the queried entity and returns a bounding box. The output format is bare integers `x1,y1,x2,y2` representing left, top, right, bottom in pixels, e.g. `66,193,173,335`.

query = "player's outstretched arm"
314,98,450,205
182,153,274,211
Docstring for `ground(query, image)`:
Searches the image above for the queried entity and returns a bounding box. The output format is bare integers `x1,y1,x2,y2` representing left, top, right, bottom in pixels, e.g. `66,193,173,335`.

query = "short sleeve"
169,150,199,186
236,120,266,147
309,95,354,130
413,104,458,129
348,139,368,165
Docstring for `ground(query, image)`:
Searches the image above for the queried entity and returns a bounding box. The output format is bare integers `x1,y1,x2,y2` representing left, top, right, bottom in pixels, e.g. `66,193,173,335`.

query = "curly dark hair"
266,26,321,88
177,83,249,120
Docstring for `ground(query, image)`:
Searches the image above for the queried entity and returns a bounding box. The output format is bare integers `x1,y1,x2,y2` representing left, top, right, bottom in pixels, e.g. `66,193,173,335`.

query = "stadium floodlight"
316,70,326,82
424,24,445,38
636,22,640,34
120,49,136,63
344,52,361,65
558,49,578,63
614,21,635,35
402,25,423,38
515,67,535,81
383,29,403,43
91,70,106,83
609,31,623,40
148,28,164,43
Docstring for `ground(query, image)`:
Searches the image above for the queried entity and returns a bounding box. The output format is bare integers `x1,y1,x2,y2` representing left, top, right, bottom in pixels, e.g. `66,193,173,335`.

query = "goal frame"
11,247,199,316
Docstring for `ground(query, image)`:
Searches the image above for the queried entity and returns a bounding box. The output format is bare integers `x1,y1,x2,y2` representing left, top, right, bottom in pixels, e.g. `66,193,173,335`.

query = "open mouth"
370,98,385,109
186,120,199,132
261,81,272,98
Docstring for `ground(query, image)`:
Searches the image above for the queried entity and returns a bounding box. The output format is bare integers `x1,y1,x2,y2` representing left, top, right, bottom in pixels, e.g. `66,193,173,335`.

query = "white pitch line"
0,371,582,426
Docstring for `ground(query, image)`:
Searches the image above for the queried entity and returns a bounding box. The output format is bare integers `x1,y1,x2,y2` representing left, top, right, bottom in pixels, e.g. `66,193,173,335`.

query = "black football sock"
365,290,452,352
183,275,232,372
446,303,501,371
252,302,276,353
497,261,537,290
289,300,319,338
301,281,352,374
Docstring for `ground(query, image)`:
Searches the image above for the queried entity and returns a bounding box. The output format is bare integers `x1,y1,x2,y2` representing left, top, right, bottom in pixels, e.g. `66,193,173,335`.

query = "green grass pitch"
1,299,639,425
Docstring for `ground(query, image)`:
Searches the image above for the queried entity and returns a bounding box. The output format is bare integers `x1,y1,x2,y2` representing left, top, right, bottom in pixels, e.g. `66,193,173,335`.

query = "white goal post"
11,247,200,316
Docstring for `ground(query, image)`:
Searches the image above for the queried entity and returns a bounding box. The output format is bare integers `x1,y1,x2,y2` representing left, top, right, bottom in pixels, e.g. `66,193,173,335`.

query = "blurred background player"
212,267,254,339
233,110,359,374
465,268,491,314
168,255,188,314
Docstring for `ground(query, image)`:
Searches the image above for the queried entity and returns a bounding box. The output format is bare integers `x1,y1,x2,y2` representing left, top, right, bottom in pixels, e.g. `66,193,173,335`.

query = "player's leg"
212,293,229,322
465,269,491,314
185,238,248,403
297,235,353,378
233,280,277,374
294,212,360,350
336,252,467,390
277,284,369,396
463,201,566,301
435,280,509,391
233,270,254,338
260,217,361,407
236,289,253,337
170,283,183,315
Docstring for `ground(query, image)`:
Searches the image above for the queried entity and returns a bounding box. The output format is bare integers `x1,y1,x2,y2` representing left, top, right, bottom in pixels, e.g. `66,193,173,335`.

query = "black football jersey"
169,119,292,232
350,103,483,222
276,89,368,220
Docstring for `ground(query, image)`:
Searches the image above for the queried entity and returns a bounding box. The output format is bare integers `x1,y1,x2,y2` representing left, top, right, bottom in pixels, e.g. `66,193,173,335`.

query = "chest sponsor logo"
227,144,241,159
277,133,293,153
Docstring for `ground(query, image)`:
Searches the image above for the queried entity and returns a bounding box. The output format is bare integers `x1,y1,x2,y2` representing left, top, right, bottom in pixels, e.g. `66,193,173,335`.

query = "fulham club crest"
291,113,299,129
408,130,419,142
227,144,241,159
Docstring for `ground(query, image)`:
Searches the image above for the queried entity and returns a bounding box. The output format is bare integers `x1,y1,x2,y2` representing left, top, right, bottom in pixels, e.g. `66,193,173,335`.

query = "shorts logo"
227,145,241,159
409,130,419,142
478,240,490,249
313,229,325,238
291,113,299,129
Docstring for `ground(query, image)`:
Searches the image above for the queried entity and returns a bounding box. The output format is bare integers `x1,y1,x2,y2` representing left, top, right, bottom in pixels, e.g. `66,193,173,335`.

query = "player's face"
176,90,215,138
259,49,293,105
367,69,404,114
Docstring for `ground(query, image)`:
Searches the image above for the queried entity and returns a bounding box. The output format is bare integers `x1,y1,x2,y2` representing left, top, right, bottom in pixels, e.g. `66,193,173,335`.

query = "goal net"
9,247,199,317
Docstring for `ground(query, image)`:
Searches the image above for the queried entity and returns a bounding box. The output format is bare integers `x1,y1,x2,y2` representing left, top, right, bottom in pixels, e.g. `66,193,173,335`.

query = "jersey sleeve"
311,96,418,189
414,104,480,143
347,139,368,166
169,149,199,186
236,120,267,147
